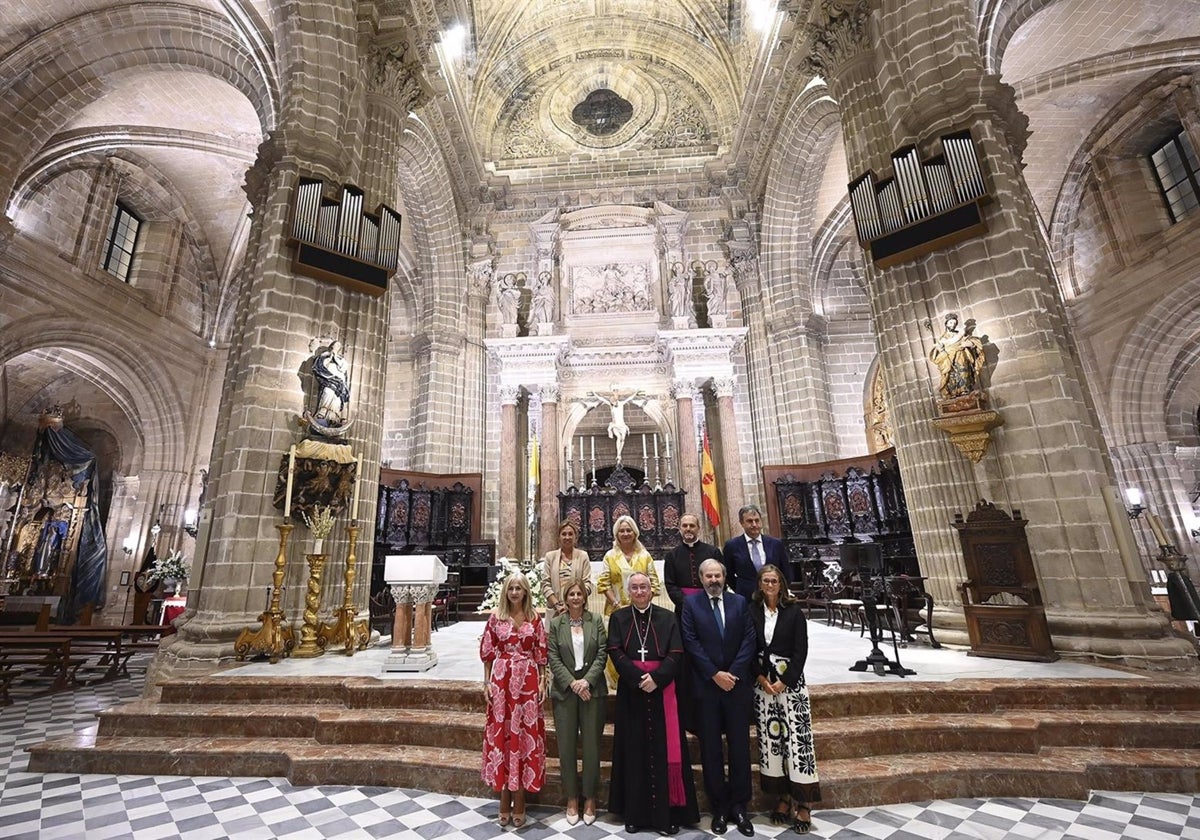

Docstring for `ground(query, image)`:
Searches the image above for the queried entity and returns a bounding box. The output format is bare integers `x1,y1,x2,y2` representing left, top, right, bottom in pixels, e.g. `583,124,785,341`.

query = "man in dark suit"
681,559,757,836
722,504,790,601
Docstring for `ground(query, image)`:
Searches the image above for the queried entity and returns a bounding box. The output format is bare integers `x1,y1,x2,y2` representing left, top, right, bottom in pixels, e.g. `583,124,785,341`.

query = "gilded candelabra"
319,522,370,654
293,552,329,658
235,522,297,663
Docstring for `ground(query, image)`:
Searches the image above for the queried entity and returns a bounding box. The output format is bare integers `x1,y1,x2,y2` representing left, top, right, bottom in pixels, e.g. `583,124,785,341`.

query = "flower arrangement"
301,505,335,553
476,557,548,613
151,550,190,582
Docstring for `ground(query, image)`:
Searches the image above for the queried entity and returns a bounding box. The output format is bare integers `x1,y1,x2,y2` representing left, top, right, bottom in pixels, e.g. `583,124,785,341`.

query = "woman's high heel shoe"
498,789,512,827
566,798,580,825
512,790,527,827
583,798,597,825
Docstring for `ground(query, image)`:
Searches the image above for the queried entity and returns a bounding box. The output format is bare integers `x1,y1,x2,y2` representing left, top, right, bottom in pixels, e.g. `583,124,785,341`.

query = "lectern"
382,554,447,673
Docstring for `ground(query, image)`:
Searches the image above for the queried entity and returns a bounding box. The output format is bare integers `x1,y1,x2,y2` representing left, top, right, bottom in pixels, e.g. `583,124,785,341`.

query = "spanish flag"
528,434,540,484
700,428,721,528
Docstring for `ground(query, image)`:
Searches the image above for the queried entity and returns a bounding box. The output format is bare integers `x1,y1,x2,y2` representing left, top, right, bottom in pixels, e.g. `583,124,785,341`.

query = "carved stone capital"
389,583,439,604
671,379,699,402
367,42,433,114
467,259,495,296
802,0,874,81
499,385,521,405
539,384,561,404
712,377,737,399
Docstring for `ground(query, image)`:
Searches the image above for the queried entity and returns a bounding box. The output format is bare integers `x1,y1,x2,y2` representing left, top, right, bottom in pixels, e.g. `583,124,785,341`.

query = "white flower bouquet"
151,550,190,581
476,557,548,612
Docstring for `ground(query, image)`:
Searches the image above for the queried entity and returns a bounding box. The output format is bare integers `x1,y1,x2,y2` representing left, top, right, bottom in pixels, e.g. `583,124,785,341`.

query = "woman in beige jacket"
539,520,593,616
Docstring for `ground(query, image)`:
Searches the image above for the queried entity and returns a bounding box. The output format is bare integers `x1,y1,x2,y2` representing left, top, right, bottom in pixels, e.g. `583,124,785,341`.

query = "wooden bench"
0,635,81,693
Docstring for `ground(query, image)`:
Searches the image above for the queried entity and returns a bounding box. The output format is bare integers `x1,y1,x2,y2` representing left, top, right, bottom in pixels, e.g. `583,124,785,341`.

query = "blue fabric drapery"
30,423,107,621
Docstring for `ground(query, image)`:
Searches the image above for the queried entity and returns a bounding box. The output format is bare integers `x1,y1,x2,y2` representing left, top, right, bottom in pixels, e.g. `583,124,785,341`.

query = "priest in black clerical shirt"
662,512,723,732
664,513,724,618
607,572,700,835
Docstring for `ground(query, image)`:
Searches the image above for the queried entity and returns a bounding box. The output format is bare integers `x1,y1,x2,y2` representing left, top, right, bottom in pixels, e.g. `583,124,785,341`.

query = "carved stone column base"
381,647,439,672
932,409,1004,463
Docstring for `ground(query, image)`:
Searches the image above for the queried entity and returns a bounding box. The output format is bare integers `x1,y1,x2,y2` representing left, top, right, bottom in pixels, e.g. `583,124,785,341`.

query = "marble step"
92,698,1200,762
27,732,1200,811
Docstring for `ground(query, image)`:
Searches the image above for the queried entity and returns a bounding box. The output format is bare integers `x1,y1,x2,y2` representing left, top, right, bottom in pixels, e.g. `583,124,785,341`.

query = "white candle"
1148,513,1170,547
653,434,659,459
579,437,584,464
642,434,648,460
590,436,595,463
665,432,671,458
283,445,296,520
351,455,363,522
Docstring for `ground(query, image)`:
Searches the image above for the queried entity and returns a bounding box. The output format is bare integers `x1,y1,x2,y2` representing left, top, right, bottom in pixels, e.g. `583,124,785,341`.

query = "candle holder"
293,552,329,658
235,522,297,663
1157,544,1200,626
320,522,370,655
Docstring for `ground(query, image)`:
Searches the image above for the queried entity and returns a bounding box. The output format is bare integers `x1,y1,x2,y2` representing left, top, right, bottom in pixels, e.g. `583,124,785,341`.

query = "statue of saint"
703,260,728,320
312,340,351,427
928,313,986,401
530,271,554,325
668,262,692,320
492,273,520,326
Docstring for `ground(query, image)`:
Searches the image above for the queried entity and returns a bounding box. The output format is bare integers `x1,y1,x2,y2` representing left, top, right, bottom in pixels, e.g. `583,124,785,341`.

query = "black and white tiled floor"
2,657,1198,839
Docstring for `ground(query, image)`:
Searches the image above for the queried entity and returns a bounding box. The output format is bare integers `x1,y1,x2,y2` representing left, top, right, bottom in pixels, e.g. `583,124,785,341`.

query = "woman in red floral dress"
481,571,548,827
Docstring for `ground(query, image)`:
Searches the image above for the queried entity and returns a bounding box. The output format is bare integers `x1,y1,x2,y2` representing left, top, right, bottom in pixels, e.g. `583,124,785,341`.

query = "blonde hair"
611,514,648,556
494,570,535,623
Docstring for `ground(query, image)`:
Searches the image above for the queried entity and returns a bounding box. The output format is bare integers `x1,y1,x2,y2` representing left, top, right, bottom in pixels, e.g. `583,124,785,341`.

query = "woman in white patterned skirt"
749,564,821,834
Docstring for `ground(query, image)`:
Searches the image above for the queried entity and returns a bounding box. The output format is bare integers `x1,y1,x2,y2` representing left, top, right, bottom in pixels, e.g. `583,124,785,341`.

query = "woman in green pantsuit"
547,577,608,825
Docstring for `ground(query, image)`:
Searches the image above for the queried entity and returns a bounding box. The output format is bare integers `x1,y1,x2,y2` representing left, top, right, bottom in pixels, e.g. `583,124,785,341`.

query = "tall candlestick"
653,434,659,459
591,436,595,463
1148,513,1170,547
351,455,363,522
665,432,671,458
642,433,648,461
283,445,296,520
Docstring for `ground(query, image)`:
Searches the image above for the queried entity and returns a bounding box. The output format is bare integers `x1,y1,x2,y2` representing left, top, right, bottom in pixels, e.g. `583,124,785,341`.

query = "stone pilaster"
539,386,562,552
498,385,521,558
811,0,1195,667
712,377,746,534
671,379,703,522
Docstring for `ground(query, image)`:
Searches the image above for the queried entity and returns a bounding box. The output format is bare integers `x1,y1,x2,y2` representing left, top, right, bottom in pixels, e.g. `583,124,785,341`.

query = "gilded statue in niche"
927,313,986,412
866,366,893,453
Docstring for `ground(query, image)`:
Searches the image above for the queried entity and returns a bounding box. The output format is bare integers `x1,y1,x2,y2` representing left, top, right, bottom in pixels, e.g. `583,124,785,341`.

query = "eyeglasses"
760,579,781,586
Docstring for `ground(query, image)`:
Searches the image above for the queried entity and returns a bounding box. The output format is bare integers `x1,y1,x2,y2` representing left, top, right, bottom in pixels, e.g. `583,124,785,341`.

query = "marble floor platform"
220,615,1142,685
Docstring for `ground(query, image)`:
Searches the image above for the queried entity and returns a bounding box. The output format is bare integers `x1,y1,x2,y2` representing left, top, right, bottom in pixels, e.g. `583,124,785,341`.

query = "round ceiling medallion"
570,88,634,136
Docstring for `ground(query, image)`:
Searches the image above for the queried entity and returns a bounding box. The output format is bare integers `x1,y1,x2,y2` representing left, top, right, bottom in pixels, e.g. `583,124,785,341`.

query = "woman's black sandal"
793,805,812,834
771,799,791,825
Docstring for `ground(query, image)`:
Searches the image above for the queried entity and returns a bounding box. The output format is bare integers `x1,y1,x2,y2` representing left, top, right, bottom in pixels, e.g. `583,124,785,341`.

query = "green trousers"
552,691,605,800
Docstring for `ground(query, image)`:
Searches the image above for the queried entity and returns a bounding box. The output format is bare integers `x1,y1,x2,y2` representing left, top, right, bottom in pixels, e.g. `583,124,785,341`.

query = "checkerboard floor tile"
1,656,1197,838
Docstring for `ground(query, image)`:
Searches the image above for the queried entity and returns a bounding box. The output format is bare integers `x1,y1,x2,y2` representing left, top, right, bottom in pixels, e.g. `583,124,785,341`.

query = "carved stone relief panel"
569,262,653,314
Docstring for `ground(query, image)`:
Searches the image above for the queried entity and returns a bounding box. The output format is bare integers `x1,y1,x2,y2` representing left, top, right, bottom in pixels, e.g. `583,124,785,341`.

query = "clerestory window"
1149,128,1200,224
101,202,141,281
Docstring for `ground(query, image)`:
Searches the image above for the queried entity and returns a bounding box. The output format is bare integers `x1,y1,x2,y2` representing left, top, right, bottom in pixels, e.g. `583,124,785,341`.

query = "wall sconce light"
150,519,162,539
122,536,136,556
1124,487,1145,519
183,509,198,539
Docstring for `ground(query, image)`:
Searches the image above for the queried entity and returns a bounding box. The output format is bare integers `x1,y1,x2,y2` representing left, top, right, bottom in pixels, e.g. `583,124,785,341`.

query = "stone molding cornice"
659,328,748,382
802,0,874,81
486,335,571,387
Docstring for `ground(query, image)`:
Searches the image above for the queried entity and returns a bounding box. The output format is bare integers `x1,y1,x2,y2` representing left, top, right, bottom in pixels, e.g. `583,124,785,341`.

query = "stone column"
727,236,783,467
498,386,521,557
671,379,703,517
539,386,562,551
805,0,1195,667
712,377,746,531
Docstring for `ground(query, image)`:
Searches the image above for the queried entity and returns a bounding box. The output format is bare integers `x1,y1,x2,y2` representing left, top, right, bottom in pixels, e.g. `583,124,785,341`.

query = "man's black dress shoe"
657,826,679,836
733,810,755,837
625,824,640,834
711,813,728,835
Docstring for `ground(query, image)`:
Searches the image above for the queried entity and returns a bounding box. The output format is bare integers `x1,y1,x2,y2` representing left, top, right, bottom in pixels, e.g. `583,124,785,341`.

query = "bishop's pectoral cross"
637,645,648,661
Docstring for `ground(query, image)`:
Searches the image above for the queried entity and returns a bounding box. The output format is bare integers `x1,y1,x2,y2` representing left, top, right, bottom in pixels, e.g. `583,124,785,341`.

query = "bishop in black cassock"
607,573,700,834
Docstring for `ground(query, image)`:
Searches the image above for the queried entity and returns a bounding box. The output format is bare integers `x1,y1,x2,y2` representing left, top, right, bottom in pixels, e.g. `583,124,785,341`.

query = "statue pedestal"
931,407,1003,463
381,554,447,673
534,322,554,335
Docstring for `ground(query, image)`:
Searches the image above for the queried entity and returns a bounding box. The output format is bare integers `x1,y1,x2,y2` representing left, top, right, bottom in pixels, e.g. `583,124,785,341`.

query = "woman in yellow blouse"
597,514,661,614
597,514,661,689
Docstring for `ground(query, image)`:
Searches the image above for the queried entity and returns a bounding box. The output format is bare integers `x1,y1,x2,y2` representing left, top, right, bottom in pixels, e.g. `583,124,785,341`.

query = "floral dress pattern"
481,613,548,792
